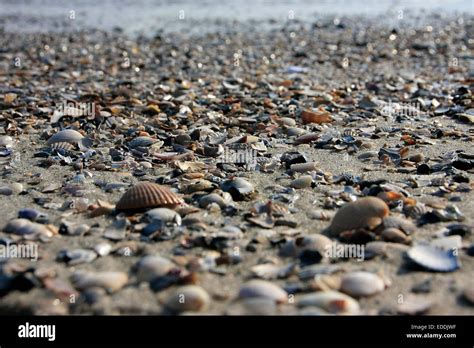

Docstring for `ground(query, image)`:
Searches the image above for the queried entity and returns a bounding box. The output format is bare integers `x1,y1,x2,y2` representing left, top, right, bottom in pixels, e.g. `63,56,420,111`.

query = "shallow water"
0,0,472,35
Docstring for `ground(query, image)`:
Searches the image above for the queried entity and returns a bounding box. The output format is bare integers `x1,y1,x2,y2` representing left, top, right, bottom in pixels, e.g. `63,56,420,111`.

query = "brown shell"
327,197,389,236
116,182,183,211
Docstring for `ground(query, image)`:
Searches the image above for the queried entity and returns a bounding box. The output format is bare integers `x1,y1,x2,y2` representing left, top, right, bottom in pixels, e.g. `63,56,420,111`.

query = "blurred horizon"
0,0,472,35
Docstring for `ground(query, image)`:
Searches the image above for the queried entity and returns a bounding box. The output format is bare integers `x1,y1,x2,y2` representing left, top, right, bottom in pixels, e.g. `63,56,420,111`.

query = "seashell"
340,271,385,297
50,141,75,152
10,183,23,194
104,218,129,241
279,235,333,259
0,135,13,147
238,280,288,303
128,136,156,148
404,203,432,219
406,244,460,272
183,179,216,194
135,255,175,282
199,193,231,209
94,242,112,257
294,132,319,144
326,197,389,236
221,177,255,201
71,271,128,292
116,182,183,211
145,208,182,225
290,175,313,189
250,263,295,280
58,248,97,266
47,129,84,146
381,228,411,244
290,162,318,173
226,298,277,315
3,218,56,237
297,290,360,314
60,221,90,236
287,127,307,137
301,109,332,124
397,295,432,315
18,208,48,223
0,186,13,195
164,285,210,313
381,216,416,235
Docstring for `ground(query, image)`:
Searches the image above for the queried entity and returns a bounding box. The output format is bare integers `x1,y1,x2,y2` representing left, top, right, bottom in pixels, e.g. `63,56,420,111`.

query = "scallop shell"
116,182,183,211
297,290,360,314
71,271,128,292
47,129,84,145
406,244,460,272
164,285,210,313
340,271,385,297
238,280,288,303
326,197,389,236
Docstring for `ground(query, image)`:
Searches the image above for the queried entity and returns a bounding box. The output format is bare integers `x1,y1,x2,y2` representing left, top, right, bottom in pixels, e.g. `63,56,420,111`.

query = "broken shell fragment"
221,177,255,201
164,285,210,313
238,280,288,303
340,271,386,297
116,182,183,211
326,197,389,236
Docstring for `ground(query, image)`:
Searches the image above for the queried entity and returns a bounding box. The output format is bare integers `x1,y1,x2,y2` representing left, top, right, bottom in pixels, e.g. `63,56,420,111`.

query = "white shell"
407,244,460,272
238,280,288,303
71,271,128,292
340,271,385,297
164,285,210,313
47,129,84,145
297,290,360,314
135,255,175,282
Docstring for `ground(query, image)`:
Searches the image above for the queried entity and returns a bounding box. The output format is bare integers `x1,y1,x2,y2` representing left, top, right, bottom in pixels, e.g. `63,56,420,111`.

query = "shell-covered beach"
0,0,473,315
